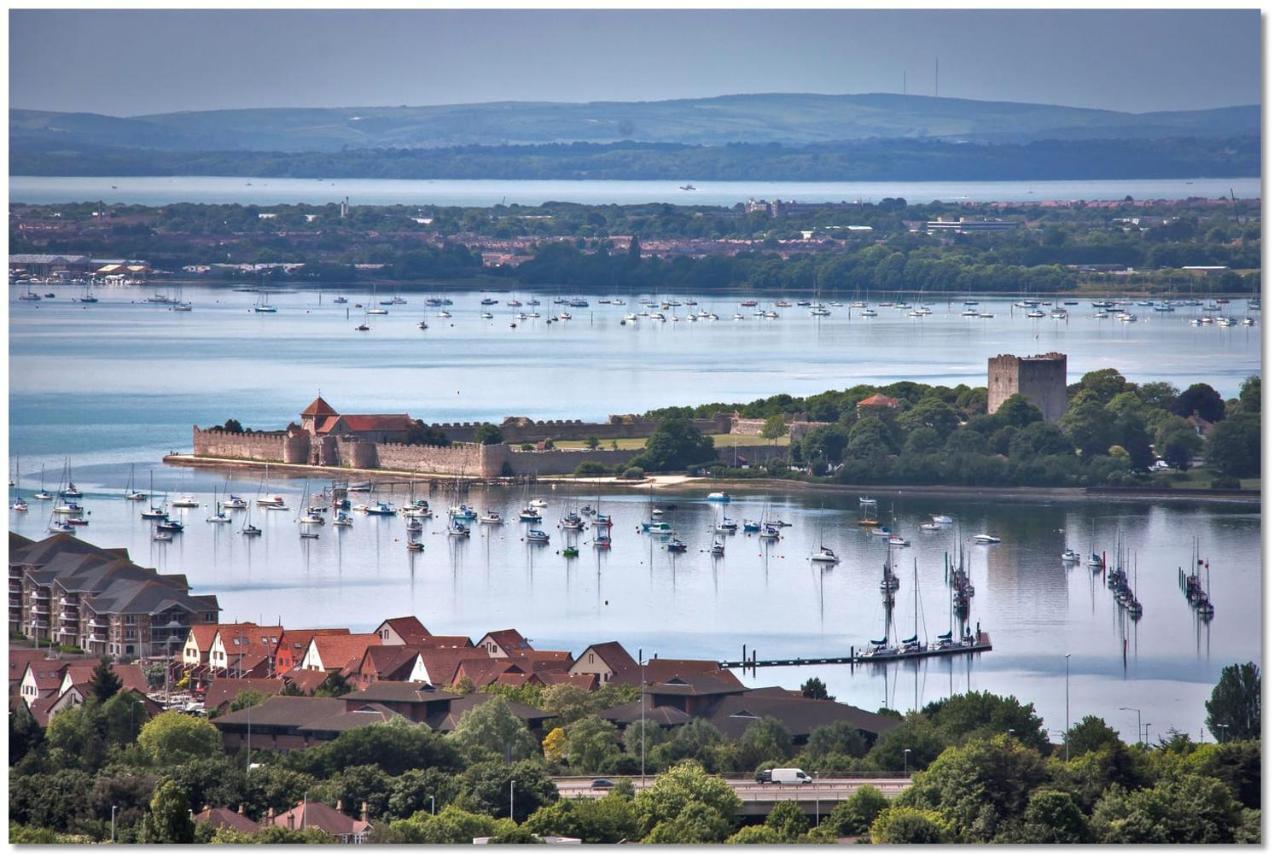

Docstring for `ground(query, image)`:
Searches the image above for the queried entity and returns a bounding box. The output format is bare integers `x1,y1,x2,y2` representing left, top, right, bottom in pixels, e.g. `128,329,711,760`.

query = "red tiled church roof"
302,396,339,418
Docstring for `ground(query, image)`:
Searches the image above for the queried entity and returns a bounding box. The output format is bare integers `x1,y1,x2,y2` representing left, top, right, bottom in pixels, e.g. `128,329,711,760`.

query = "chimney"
361,801,369,821
335,800,343,813
238,804,246,816
287,812,296,830
266,806,275,826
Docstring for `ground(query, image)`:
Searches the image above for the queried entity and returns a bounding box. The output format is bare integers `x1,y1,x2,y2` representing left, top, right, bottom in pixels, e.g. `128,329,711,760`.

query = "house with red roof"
372,616,433,646
194,805,261,835
299,633,381,674
856,393,901,417
274,628,351,676
271,800,372,843
569,641,639,684
300,397,413,443
477,629,532,658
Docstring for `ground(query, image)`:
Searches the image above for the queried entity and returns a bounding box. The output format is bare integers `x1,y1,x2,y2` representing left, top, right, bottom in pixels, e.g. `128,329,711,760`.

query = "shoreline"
161,454,1260,505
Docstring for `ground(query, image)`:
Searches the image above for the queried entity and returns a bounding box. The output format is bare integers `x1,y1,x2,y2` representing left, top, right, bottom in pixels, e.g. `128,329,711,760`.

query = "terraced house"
9,532,220,658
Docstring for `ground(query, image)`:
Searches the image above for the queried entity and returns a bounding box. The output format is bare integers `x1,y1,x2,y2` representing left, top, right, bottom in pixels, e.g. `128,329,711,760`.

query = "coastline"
161,454,1260,505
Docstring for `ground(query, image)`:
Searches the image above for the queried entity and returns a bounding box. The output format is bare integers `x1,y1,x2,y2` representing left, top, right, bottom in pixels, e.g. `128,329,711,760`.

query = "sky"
8,9,1261,116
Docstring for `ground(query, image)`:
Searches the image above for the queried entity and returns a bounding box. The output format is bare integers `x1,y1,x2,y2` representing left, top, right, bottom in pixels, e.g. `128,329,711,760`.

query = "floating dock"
722,633,991,669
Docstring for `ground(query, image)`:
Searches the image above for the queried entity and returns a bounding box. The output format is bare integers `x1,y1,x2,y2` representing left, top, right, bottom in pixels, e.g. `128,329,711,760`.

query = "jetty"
722,633,991,670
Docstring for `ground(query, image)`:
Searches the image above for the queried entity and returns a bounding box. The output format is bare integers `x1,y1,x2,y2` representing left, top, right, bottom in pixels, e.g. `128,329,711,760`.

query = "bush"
825,785,888,837
619,466,645,480
1210,476,1241,489
574,461,609,477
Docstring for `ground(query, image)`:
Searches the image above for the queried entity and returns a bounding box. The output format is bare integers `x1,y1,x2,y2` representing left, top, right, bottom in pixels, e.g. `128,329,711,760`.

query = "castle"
987,353,1068,423
189,397,779,478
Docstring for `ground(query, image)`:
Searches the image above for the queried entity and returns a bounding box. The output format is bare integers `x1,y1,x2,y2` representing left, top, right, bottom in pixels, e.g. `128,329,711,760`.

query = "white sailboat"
124,464,147,500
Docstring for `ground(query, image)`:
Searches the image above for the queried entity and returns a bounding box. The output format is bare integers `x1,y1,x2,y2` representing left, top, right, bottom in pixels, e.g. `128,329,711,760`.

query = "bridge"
555,774,912,817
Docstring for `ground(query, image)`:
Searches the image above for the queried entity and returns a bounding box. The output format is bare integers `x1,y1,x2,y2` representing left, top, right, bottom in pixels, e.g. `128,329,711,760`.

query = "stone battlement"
987,353,1068,422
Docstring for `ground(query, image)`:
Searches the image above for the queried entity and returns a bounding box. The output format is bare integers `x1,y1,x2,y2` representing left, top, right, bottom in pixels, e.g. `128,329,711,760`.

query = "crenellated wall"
424,414,730,444
193,426,299,463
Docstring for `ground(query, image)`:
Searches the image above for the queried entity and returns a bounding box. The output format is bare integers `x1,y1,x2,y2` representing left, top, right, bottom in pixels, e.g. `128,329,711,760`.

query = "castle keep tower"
987,352,1067,423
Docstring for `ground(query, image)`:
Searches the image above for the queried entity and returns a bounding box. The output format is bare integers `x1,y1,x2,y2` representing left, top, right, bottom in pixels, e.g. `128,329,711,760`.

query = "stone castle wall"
425,414,730,444
987,353,1067,423
193,426,303,463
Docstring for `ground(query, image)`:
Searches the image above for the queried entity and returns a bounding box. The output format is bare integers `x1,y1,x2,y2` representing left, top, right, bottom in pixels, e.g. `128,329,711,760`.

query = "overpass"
555,774,912,817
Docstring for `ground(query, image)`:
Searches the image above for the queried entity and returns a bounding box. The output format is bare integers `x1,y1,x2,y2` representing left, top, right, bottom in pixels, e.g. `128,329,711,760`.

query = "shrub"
869,806,952,844
574,461,608,477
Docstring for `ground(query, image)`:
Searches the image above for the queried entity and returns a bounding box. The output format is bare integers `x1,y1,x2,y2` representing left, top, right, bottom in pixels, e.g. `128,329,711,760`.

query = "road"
555,775,912,815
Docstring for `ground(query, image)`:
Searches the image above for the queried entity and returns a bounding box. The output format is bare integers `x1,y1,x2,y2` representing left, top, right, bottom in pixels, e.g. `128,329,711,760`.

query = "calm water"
7,283,1262,741
9,176,1262,207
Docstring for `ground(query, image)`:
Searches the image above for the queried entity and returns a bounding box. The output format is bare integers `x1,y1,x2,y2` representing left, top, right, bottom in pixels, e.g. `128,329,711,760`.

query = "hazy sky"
9,9,1261,116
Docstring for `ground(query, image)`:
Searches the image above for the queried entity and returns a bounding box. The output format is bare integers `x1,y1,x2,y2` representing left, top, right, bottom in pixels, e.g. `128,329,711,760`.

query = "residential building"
271,801,372,844
273,628,350,676
299,633,381,674
193,806,261,835
477,628,532,658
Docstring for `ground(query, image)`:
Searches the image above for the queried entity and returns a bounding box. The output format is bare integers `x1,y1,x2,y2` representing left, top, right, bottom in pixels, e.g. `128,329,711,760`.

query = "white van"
756,768,813,785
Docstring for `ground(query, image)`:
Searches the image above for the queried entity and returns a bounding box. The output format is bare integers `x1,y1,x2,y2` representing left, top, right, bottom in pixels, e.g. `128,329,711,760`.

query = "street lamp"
1144,723,1152,746
428,795,435,817
110,804,118,843
509,780,515,822
1064,654,1071,760
1119,707,1141,745
1214,722,1230,743
903,748,912,777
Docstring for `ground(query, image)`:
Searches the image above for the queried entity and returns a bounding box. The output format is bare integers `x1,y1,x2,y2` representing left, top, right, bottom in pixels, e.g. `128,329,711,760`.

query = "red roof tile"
301,396,339,418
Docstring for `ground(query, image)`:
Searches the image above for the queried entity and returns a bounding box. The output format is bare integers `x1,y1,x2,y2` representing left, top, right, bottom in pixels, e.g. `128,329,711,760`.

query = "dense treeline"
644,372,1261,487
10,135,1260,181
10,197,1261,293
8,660,1260,844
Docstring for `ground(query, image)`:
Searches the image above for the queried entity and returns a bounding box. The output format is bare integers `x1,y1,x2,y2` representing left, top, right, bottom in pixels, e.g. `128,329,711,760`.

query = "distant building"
987,353,1068,423
925,218,1018,233
856,393,901,418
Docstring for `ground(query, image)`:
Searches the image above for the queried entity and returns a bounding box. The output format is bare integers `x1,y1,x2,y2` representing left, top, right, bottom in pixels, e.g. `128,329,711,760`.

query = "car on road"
755,768,812,785
590,778,615,789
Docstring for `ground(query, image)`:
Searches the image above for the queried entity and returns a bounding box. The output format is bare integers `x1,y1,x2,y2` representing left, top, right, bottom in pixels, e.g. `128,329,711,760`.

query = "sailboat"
253,289,277,313
809,521,840,564
206,484,232,523
33,464,52,501
60,460,82,498
297,483,320,539
124,464,147,500
256,464,284,507
141,470,167,520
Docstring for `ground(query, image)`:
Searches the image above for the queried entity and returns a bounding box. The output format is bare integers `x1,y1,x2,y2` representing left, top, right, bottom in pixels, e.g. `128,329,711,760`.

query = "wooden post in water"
743,644,747,668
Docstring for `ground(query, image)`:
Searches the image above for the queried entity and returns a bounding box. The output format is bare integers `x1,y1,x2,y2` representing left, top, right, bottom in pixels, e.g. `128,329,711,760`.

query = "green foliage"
807,721,868,761
249,825,335,844
799,677,831,700
88,658,122,703
142,780,195,844
404,420,449,447
825,785,888,837
391,804,501,843
9,769,94,830
863,714,947,773
473,423,504,445
1062,715,1124,758
9,702,44,766
635,761,739,843
45,702,109,772
1235,375,1261,413
292,719,461,778
649,718,727,773
919,691,1052,754
136,712,221,766
314,764,392,819
760,415,788,443
632,417,718,472
735,716,794,771
1204,412,1261,477
1015,789,1091,843
455,759,559,822
869,806,953,844
385,767,458,820
562,716,622,774
1205,662,1261,742
450,698,540,763
726,824,786,844
764,799,810,840
574,461,608,477
897,734,1049,842
525,793,642,844
1090,775,1243,843
312,670,351,698
1172,383,1226,422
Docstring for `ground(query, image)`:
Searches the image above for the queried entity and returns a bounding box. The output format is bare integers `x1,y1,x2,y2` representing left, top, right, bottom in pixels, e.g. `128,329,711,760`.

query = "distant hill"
10,93,1261,152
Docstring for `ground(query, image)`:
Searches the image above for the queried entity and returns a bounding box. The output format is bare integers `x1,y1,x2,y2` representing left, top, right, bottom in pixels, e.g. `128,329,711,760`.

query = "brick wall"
193,426,299,463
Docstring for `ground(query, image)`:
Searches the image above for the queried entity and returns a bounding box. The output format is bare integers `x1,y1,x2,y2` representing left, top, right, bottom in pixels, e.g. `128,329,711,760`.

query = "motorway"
555,775,912,815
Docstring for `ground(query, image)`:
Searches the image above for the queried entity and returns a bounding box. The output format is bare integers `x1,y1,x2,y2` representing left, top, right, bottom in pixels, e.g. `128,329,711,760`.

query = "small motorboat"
763,518,792,528
919,522,941,531
641,520,672,533
760,526,781,541
810,546,840,564
448,521,471,538
1062,549,1081,564
152,530,173,542
11,498,28,512
710,540,725,557
171,495,200,508
526,528,550,544
64,516,89,526
665,538,687,553
1088,553,1104,570
450,504,477,521
930,514,953,524
479,511,503,525
529,498,549,508
156,518,185,533
206,511,232,523
33,490,53,501
141,506,167,520
366,501,396,516
972,534,1002,544
706,492,731,503
714,520,738,534
222,495,248,509
519,508,542,522
869,526,891,537
741,520,761,533
241,523,262,536
333,513,353,528
53,501,84,515
405,518,424,533
887,535,910,546
407,540,425,552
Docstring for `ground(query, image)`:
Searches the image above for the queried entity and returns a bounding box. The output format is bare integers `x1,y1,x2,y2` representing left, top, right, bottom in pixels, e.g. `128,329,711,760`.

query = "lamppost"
903,748,911,777
509,780,515,822
1064,653,1071,760
110,804,118,843
1119,707,1141,745
1144,723,1152,747
428,795,435,817
1214,722,1230,743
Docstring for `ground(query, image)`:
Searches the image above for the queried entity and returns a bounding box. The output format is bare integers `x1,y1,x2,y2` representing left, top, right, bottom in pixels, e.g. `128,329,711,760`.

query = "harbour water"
9,175,1263,208
7,283,1263,742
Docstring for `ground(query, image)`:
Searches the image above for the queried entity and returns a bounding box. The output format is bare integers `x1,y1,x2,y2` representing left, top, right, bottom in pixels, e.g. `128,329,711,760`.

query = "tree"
1059,401,1116,457
455,759,558,822
896,735,1049,842
585,435,600,450
1172,383,1226,423
1159,427,1202,470
385,767,457,820
1062,715,1123,758
869,806,952,844
634,417,717,471
102,690,149,748
45,701,108,772
221,419,244,433
9,702,44,766
451,698,540,763
473,423,504,445
1090,775,1243,843
1204,412,1261,477
764,799,809,840
825,785,887,836
313,670,351,698
993,394,1044,429
525,793,642,844
919,691,1051,753
901,397,962,438
726,824,785,844
799,425,848,464
88,657,122,702
635,762,739,843
1075,369,1131,405
316,764,393,819
1235,375,1261,413
405,420,449,447
736,716,793,770
800,677,832,700
1205,662,1261,742
143,780,195,844
650,718,725,773
1009,421,1074,461
391,805,501,844
1016,789,1091,843
137,712,222,765
541,726,568,763
807,721,867,760
295,720,462,778
563,716,622,774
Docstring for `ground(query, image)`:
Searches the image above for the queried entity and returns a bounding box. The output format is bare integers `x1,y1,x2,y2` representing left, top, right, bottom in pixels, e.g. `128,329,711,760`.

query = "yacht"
171,495,200,508
1061,549,1081,564
333,512,353,527
366,501,396,516
972,534,1002,544
887,535,910,547
518,508,542,522
479,511,504,525
257,493,285,507
367,307,388,315
529,498,549,508
809,546,840,564
930,514,953,524
11,498,28,513
222,494,248,510
526,528,551,544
